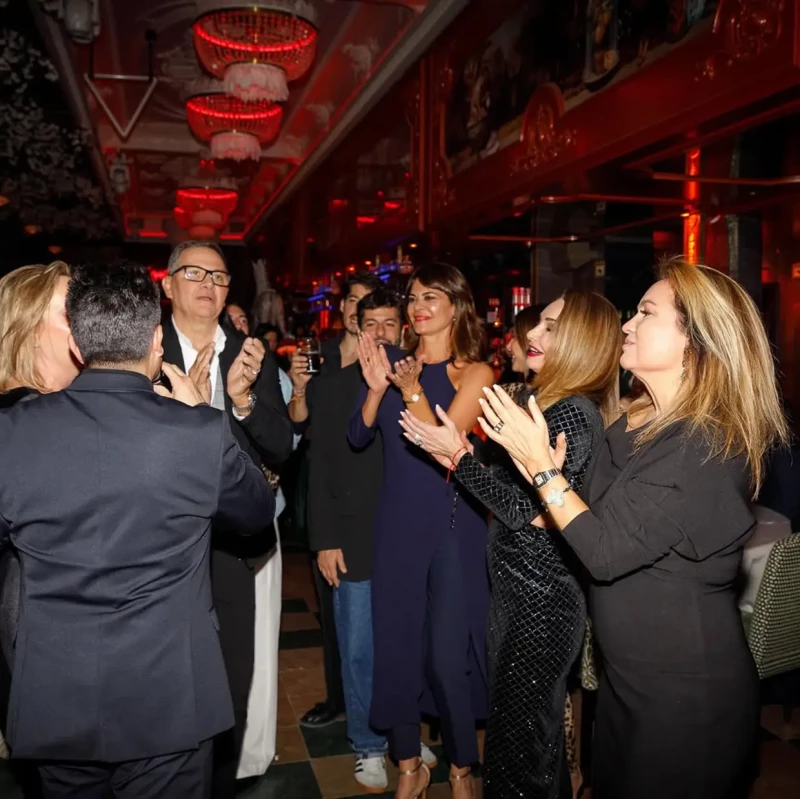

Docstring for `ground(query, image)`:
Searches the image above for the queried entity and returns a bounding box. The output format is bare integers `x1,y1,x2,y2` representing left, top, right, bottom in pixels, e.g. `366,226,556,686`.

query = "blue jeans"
333,579,387,757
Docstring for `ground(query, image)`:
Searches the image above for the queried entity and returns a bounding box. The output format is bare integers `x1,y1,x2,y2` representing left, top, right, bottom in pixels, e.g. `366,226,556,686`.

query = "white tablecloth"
738,505,792,613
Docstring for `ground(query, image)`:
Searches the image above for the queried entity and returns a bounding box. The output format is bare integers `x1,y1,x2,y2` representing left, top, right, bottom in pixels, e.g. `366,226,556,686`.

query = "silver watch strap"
533,468,561,488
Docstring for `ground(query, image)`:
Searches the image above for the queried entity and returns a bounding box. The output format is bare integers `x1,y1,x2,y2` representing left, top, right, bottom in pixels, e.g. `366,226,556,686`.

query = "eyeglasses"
174,265,231,287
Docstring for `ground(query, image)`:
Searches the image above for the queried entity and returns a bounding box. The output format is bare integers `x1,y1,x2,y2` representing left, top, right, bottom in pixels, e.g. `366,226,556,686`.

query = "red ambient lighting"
356,215,376,226
175,188,239,214
186,95,283,144
174,187,239,234
683,148,701,264
383,200,402,211
193,10,317,81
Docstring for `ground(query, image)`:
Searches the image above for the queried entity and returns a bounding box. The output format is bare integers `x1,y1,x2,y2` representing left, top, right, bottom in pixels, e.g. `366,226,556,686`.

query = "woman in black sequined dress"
401,292,621,799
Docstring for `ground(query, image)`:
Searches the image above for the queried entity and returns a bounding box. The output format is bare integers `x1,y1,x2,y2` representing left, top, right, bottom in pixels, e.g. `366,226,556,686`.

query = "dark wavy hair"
513,305,544,355
404,262,485,364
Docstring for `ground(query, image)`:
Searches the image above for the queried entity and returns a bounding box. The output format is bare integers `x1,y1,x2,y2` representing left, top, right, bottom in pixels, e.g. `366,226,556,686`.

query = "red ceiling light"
174,187,239,239
193,2,318,103
186,94,283,161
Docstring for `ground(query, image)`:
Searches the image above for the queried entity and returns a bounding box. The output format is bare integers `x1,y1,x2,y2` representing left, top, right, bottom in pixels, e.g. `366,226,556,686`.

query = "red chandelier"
186,94,283,161
193,3,318,103
174,187,240,239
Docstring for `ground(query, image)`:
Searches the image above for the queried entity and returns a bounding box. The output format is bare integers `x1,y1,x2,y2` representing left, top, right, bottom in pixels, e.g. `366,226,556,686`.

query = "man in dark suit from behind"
160,241,292,796
0,263,275,798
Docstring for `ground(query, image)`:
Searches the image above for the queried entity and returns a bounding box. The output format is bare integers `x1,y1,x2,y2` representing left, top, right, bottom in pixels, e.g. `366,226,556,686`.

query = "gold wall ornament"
698,0,786,80
511,85,577,176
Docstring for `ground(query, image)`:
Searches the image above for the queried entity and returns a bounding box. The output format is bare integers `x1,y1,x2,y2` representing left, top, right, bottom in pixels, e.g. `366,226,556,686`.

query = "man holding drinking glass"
288,272,382,734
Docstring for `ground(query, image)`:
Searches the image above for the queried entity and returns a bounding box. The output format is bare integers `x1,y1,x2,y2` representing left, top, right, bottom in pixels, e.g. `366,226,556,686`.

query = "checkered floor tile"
2,550,799,798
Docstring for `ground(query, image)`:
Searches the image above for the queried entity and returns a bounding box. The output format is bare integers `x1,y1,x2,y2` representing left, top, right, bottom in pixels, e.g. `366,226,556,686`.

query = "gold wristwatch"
404,387,424,404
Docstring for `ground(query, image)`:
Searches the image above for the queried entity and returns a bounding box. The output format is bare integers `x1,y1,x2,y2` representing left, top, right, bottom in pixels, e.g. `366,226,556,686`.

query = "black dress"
561,418,759,799
454,393,604,799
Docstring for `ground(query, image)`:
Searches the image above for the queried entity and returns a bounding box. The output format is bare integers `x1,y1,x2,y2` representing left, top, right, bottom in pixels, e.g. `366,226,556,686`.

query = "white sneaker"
421,742,438,769
355,755,388,793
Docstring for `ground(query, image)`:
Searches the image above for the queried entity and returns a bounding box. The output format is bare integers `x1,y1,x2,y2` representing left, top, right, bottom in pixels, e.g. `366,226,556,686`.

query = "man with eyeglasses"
161,240,292,799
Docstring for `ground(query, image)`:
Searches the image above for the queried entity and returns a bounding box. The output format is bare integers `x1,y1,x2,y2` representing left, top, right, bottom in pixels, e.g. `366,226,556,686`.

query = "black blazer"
0,370,275,761
161,318,292,575
161,317,293,471
307,363,382,582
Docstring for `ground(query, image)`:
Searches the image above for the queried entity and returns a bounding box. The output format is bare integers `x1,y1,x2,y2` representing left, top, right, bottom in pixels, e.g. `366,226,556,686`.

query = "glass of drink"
298,337,321,375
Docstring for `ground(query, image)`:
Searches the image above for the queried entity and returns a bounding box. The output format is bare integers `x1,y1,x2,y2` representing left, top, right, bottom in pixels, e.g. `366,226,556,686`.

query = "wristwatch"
404,387,424,405
233,391,257,415
533,468,561,488
542,485,573,508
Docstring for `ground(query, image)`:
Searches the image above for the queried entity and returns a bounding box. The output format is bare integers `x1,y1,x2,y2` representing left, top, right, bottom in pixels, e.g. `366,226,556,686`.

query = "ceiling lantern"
186,93,283,161
174,187,240,238
188,225,219,240
193,1,318,103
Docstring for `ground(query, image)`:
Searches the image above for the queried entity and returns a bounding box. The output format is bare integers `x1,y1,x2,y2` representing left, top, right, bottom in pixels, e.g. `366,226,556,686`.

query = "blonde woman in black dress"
401,292,620,798
481,259,789,799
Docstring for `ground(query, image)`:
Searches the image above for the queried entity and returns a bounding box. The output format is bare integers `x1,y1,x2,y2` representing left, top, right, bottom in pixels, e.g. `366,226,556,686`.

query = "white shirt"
172,318,227,409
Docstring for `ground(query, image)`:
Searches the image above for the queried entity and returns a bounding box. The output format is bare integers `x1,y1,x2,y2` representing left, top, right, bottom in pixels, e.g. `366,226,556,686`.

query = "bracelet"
291,390,306,400
446,447,468,483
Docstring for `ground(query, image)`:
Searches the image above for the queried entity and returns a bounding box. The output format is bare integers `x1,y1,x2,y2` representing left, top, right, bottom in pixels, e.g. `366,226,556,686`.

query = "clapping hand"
188,343,214,405
477,385,567,483
399,404,473,469
227,337,265,406
387,353,425,400
357,331,392,394
155,363,206,407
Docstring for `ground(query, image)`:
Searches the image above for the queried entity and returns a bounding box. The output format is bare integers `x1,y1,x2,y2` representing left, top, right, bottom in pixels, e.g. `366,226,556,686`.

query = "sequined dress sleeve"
454,396,598,531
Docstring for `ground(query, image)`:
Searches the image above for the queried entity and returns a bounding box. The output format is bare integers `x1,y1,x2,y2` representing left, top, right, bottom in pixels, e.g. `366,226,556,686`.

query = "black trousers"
312,560,344,710
211,553,256,799
37,739,213,799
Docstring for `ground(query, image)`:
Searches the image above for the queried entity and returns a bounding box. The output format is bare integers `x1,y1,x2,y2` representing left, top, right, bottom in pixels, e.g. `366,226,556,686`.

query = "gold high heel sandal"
449,766,474,797
397,758,430,799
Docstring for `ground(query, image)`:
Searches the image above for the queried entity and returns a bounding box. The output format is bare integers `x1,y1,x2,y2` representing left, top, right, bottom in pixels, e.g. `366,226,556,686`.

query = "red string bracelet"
447,447,468,483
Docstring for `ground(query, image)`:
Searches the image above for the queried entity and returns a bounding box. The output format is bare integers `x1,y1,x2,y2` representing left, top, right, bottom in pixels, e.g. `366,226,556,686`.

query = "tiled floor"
2,549,799,798
259,551,486,798
258,550,800,799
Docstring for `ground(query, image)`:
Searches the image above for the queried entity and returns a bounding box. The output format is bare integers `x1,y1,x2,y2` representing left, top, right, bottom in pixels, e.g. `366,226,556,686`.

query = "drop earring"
680,348,689,382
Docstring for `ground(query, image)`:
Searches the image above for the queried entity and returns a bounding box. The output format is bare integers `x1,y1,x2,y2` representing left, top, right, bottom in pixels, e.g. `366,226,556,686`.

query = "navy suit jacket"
0,369,275,761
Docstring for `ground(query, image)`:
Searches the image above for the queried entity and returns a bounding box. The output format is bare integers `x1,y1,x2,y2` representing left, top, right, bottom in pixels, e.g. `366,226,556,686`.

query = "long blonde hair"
0,261,70,392
532,291,621,426
629,257,789,494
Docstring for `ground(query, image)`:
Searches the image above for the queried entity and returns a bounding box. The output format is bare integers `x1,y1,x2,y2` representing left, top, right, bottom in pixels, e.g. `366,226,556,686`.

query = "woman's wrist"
451,447,469,468
367,385,388,399
526,457,556,480
401,382,423,401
